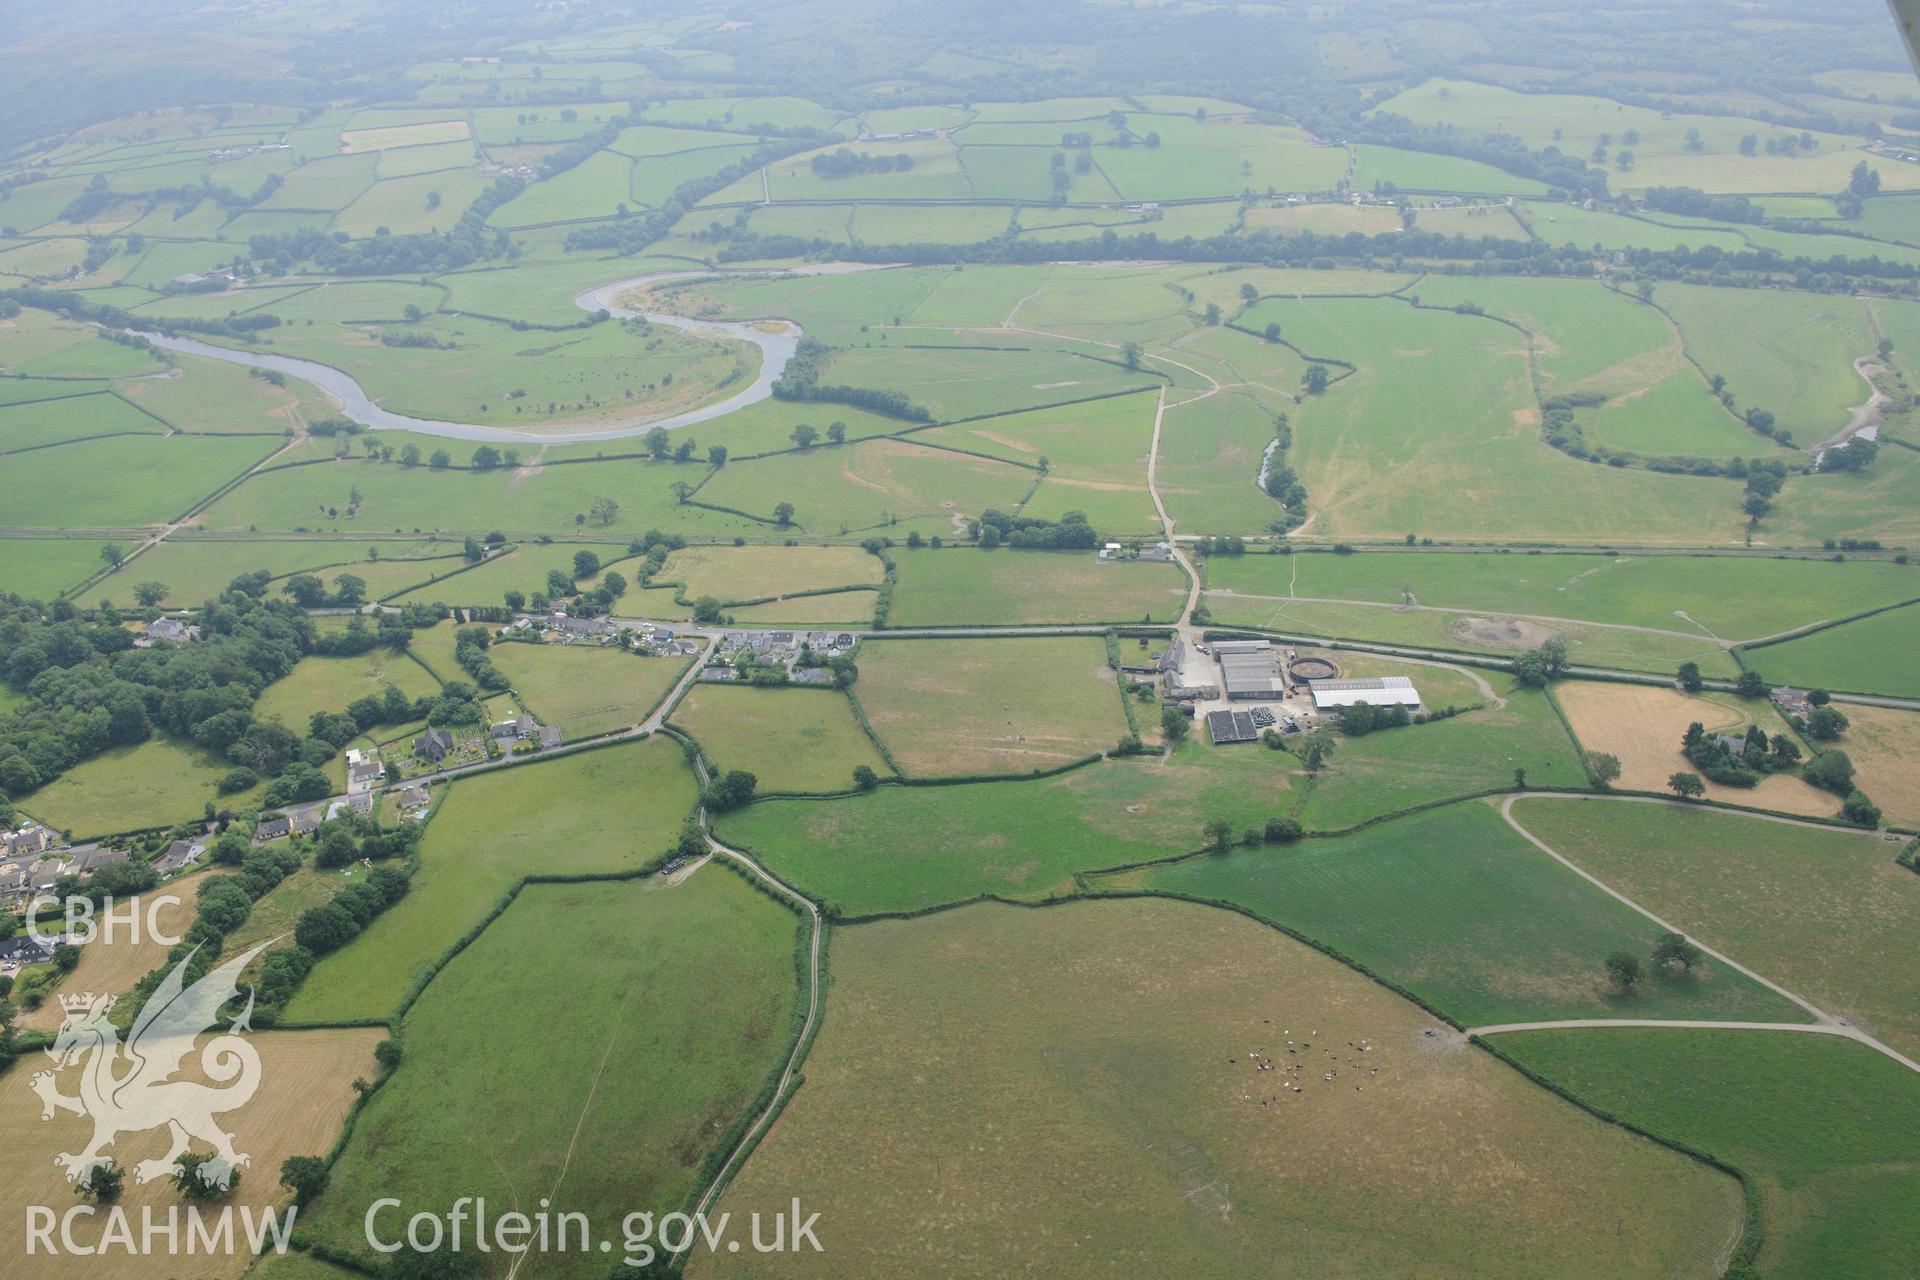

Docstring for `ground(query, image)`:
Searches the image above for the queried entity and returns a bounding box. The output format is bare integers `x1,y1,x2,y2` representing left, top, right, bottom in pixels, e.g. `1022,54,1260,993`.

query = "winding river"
129,269,810,444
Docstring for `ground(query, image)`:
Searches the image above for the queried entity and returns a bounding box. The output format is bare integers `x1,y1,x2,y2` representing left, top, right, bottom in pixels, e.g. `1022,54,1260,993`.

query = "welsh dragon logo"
29,941,275,1192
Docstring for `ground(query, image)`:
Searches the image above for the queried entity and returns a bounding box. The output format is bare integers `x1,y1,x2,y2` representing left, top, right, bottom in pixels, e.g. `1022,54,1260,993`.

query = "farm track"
1483,793,1920,1076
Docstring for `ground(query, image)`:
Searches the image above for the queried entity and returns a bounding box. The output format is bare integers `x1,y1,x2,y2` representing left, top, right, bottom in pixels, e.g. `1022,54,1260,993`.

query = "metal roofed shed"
1216,640,1284,701
1308,675,1422,710
1206,710,1260,744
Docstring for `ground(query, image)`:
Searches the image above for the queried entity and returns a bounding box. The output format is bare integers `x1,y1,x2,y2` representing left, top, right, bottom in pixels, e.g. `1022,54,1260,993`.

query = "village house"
2,823,55,858
153,838,207,877
489,714,537,741
1772,686,1815,716
345,747,386,794
537,724,563,750
136,615,201,648
0,934,54,971
254,815,293,842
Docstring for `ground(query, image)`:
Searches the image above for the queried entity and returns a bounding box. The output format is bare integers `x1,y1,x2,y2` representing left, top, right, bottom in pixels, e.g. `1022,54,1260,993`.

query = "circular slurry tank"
1288,656,1339,681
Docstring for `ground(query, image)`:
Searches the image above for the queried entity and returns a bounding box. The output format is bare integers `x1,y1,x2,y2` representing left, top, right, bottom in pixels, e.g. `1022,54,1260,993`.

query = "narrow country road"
1485,793,1920,1076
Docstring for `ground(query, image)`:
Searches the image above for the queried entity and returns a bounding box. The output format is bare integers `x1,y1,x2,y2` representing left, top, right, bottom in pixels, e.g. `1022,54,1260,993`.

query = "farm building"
1308,676,1422,711
1215,639,1284,701
1206,709,1261,744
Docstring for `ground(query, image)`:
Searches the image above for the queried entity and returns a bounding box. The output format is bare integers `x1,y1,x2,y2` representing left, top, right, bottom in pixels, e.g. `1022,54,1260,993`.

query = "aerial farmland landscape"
1,0,1919,1276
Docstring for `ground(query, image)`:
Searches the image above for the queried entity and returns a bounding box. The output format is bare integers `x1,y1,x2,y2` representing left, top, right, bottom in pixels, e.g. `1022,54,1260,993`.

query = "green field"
656,543,882,602
1374,79,1894,194
1348,144,1551,194
487,642,689,737
113,537,456,603
302,869,802,1279
284,736,696,1022
1115,799,1804,1027
21,734,265,836
824,344,1158,420
700,898,1741,1279
1742,603,1920,698
695,436,1034,538
1205,549,1920,643
254,644,440,729
714,744,1294,916
390,540,641,606
919,390,1161,534
1511,798,1920,1061
1497,1029,1920,1279
1658,284,1877,445
1291,682,1584,829
0,537,115,599
671,684,891,793
3,434,277,529
854,636,1131,776
886,547,1188,625
1236,295,1741,544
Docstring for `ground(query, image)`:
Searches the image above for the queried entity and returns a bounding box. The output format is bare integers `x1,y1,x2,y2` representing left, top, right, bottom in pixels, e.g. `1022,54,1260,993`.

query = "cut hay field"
1554,681,1838,817
886,547,1188,626
1511,798,1920,1060
1237,296,1740,544
22,736,265,837
1833,704,1920,827
486,643,690,738
714,745,1289,916
696,436,1035,539
1202,549,1920,643
697,898,1741,1280
1113,799,1805,1027
17,885,199,1031
253,646,440,730
671,684,889,794
1498,1029,1920,1280
283,736,696,1022
299,870,801,1280
1291,683,1584,829
0,1029,382,1280
1742,603,1920,699
656,543,881,603
854,636,1130,776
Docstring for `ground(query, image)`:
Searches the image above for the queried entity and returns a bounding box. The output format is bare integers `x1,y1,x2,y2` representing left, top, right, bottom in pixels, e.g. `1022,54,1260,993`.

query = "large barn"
1308,675,1423,711
1214,639,1284,701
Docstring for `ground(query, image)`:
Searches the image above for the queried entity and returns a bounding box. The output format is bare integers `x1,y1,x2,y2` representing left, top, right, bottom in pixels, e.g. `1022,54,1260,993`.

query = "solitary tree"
1667,771,1706,800
132,582,169,607
1805,705,1848,741
172,1153,239,1202
670,481,694,505
1676,661,1704,693
1204,819,1234,853
792,423,819,449
1263,322,1282,343
773,501,796,527
852,765,880,791
100,543,124,569
1161,706,1190,742
1589,752,1622,788
1652,932,1703,973
1121,342,1143,371
827,421,847,444
1734,669,1767,698
1302,363,1330,395
1604,951,1642,991
708,444,728,467
571,550,601,580
1240,282,1260,306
